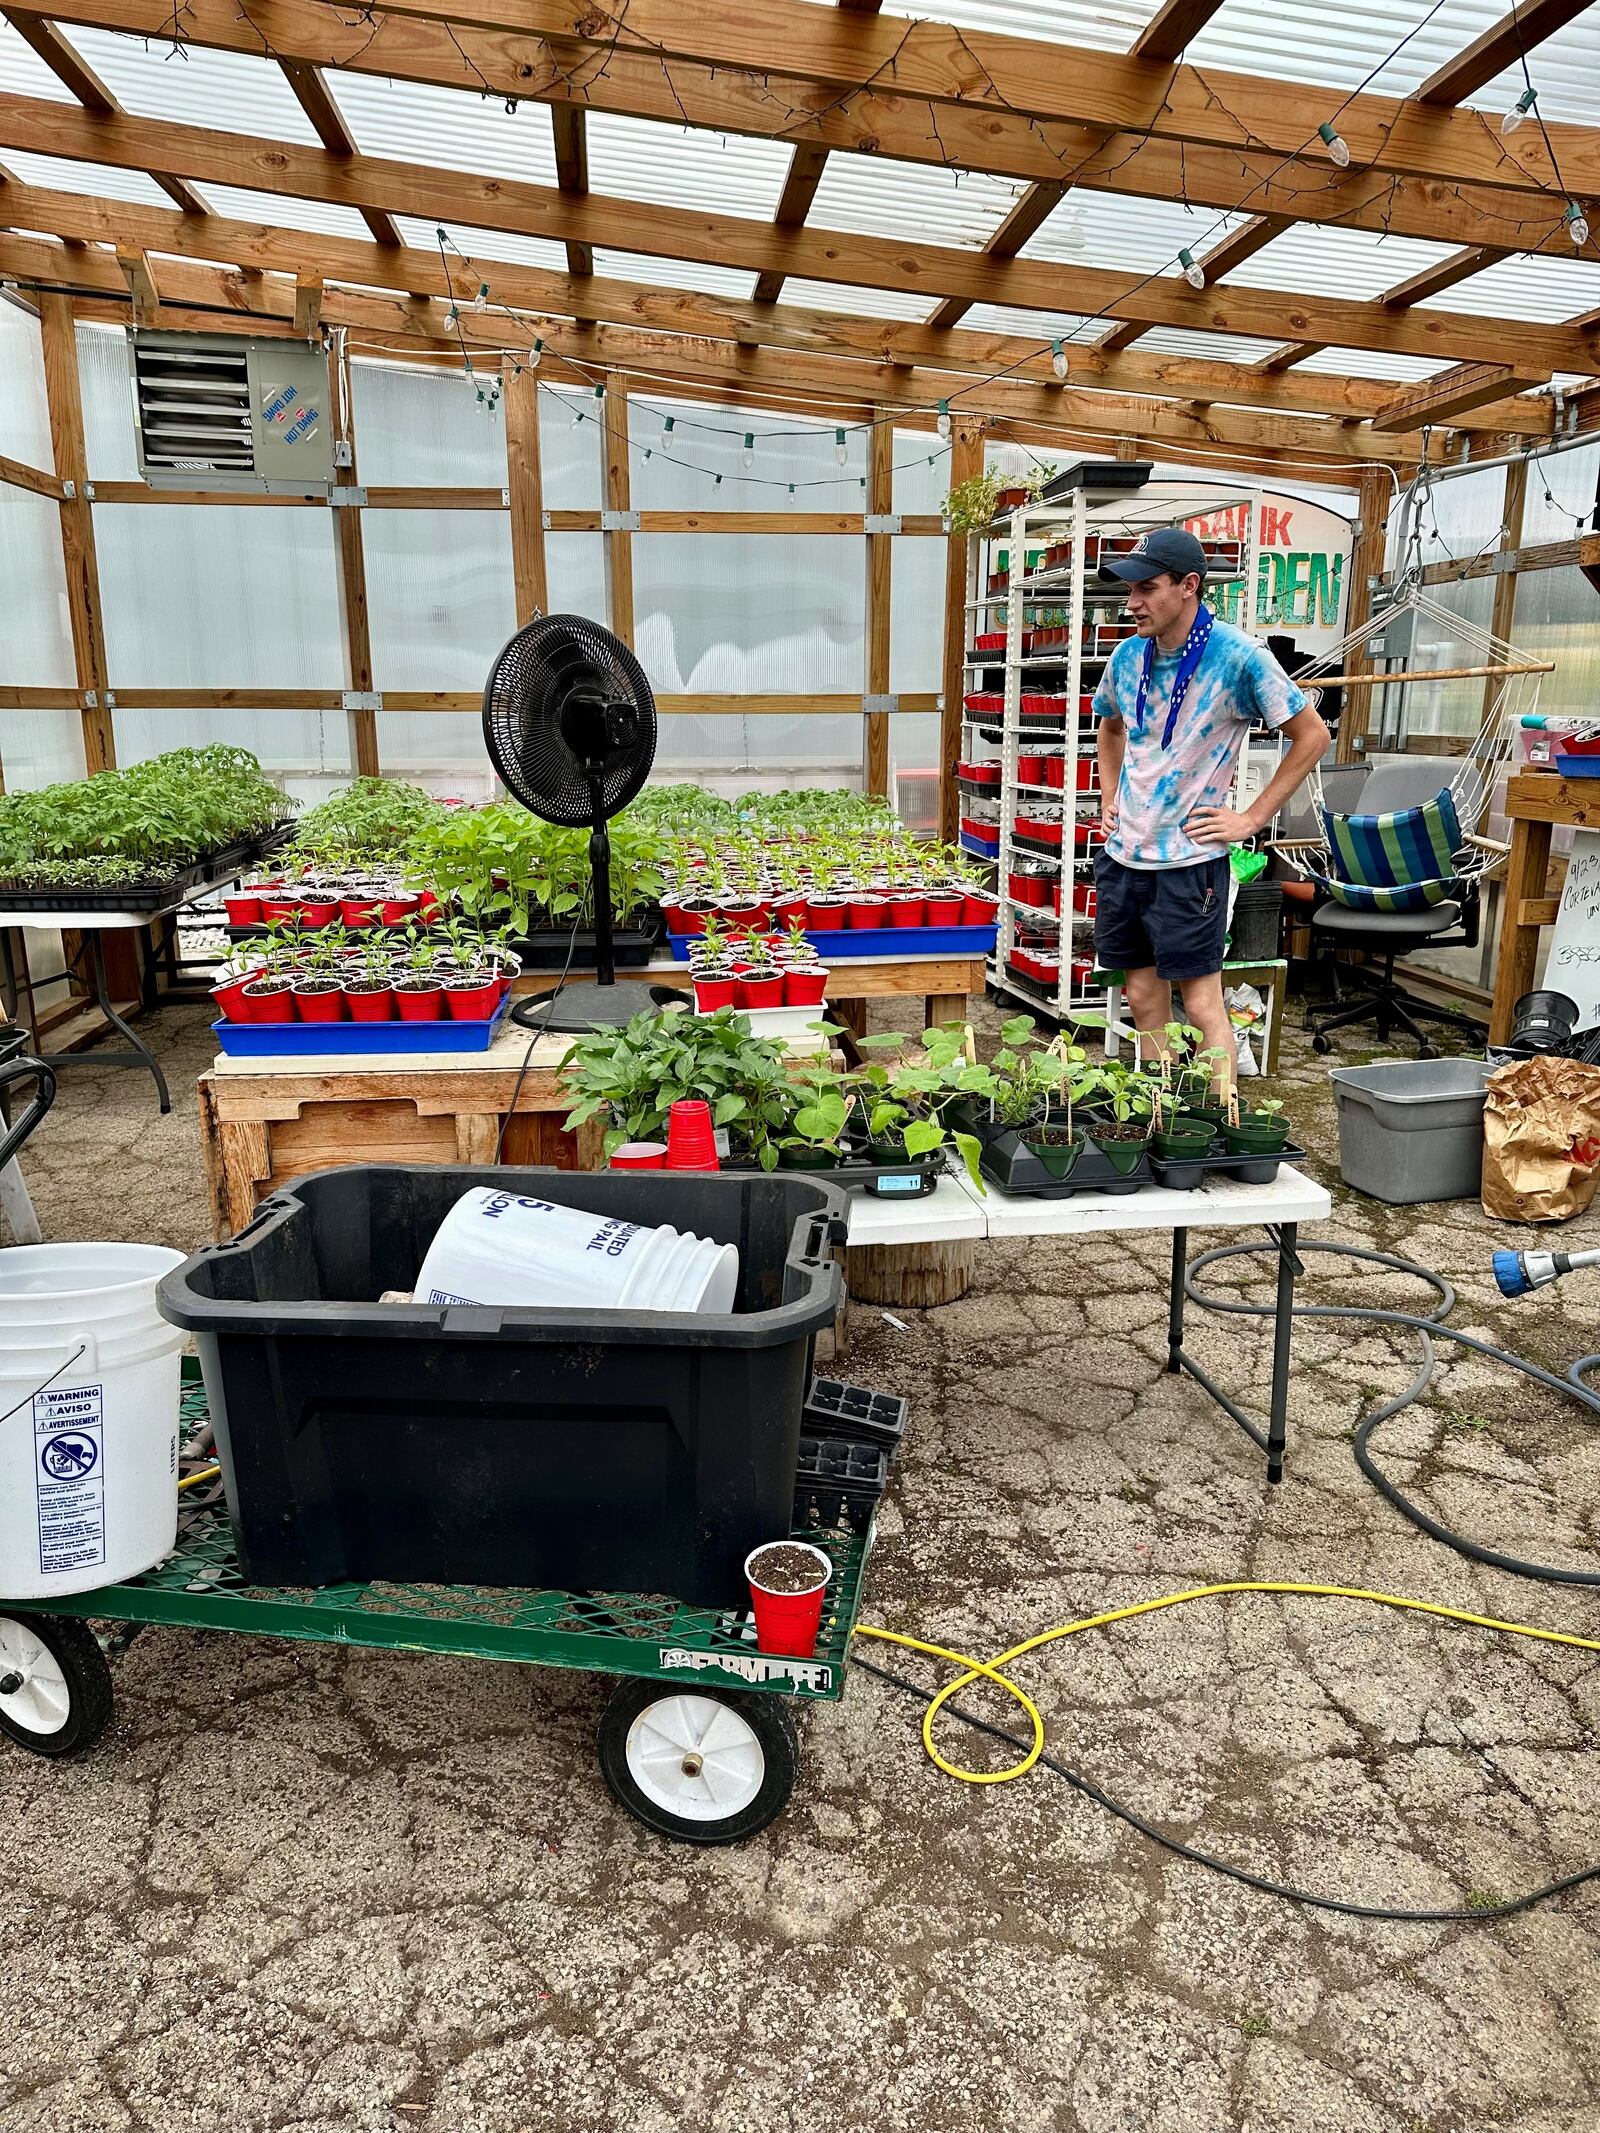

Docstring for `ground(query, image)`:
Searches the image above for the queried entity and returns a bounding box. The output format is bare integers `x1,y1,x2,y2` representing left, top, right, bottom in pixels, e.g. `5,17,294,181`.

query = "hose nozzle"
1493,1245,1600,1297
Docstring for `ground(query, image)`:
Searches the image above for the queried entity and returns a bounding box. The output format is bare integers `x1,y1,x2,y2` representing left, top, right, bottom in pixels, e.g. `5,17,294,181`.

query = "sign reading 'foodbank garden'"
1179,494,1354,654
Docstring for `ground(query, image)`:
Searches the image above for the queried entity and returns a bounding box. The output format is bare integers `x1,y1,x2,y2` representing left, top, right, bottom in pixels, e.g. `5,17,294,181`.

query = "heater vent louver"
129,331,335,492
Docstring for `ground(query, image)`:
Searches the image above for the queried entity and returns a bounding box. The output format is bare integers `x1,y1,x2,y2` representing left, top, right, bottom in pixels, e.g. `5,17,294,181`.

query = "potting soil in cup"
412,1187,740,1314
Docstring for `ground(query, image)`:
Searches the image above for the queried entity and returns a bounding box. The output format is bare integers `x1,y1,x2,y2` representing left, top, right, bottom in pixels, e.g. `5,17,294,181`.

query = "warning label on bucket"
34,1382,106,1578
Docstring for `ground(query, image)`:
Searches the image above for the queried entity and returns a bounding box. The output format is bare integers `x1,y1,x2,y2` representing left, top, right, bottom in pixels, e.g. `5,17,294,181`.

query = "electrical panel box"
128,331,335,492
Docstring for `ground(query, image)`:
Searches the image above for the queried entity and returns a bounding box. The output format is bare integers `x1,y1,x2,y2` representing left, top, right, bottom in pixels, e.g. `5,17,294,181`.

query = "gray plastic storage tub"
1329,1059,1492,1204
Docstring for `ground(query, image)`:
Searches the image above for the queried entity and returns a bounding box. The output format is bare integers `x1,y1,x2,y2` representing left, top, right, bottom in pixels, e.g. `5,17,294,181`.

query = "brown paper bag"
1481,1056,1600,1224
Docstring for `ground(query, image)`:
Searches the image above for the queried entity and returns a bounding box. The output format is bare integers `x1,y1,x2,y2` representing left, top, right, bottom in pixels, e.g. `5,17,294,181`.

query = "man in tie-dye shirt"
1091,529,1329,1090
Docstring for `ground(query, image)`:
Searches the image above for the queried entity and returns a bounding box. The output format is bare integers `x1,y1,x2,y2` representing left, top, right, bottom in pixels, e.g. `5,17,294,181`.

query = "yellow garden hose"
176,1463,221,1494
855,1580,1600,1787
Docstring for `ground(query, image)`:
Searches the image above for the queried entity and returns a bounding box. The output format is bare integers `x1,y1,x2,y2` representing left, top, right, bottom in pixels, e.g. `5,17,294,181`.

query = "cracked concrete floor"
4,996,1600,2133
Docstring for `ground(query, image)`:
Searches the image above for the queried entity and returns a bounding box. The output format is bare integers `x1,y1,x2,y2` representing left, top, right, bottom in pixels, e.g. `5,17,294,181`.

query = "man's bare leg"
1177,970,1237,1102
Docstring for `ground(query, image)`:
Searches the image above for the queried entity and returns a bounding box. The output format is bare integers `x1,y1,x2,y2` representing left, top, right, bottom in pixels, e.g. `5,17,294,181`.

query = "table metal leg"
0,929,18,1024
39,933,171,1114
1265,1221,1299,1485
1167,1226,1188,1373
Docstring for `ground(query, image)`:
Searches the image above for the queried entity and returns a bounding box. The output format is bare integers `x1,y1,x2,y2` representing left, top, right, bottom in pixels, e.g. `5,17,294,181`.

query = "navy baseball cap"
1099,527,1208,585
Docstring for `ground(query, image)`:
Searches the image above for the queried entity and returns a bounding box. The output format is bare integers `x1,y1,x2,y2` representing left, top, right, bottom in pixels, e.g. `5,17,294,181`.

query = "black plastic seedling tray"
974,1120,1149,1198
792,1434,890,1536
511,914,665,969
804,1377,909,1456
0,826,293,914
1147,1138,1304,1190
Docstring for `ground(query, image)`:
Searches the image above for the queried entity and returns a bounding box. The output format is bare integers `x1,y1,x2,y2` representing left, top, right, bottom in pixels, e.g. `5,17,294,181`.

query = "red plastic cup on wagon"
744,1542,832,1658
664,1098,719,1171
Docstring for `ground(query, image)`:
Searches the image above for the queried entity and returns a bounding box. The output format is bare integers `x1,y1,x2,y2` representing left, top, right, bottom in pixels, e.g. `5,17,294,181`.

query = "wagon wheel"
0,1613,114,1758
597,1678,798,1844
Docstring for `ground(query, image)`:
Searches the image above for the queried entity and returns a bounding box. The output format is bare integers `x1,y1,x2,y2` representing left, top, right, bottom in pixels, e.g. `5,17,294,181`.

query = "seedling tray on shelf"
667,924,997,962
804,1377,908,1456
512,914,665,969
959,830,1000,860
1148,1137,1304,1190
0,825,293,914
792,1435,890,1537
212,995,513,1057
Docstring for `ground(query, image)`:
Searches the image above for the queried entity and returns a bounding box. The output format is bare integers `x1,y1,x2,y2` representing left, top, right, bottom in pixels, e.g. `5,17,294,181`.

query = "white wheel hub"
625,1693,764,1821
0,1617,70,1737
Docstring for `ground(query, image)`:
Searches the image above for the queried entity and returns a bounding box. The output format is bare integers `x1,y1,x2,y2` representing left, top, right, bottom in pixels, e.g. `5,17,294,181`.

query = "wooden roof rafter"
1253,244,1516,376
8,0,1594,258
753,0,881,309
276,58,404,247
1092,213,1289,357
0,95,1592,375
1416,0,1594,106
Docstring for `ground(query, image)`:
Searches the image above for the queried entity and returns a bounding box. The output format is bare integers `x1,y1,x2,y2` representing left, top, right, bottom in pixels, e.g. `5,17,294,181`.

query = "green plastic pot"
1152,1126,1214,1163
1022,1133,1082,1180
778,1145,843,1171
1220,1117,1290,1155
1088,1131,1148,1176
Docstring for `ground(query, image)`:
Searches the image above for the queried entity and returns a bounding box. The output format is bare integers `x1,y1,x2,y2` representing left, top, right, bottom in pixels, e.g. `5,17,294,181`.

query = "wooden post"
1489,806,1554,1046
939,417,983,842
1482,450,1527,739
39,293,114,775
328,340,379,776
865,407,893,797
1334,465,1391,767
602,373,634,647
503,362,549,624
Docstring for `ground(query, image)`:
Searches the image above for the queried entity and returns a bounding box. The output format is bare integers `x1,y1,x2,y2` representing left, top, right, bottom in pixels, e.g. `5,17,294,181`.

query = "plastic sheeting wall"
0,302,82,792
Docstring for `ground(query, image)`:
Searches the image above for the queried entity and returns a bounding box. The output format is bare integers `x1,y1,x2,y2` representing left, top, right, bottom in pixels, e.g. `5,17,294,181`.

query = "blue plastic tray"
960,830,1000,859
666,924,998,962
213,994,512,1057
1553,754,1600,779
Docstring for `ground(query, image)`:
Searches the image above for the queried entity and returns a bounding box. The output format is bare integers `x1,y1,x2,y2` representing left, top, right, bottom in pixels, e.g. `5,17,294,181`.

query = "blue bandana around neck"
1133,603,1214,749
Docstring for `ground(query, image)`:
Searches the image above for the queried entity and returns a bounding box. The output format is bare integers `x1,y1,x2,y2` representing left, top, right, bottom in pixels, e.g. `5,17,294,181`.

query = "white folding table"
848,1163,1332,1485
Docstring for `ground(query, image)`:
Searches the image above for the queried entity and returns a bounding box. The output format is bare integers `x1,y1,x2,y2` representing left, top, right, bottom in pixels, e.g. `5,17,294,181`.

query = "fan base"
514,979,690,1034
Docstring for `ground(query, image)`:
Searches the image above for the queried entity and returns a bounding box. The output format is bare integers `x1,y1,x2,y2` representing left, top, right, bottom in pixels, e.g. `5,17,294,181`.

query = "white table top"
845,1162,1330,1243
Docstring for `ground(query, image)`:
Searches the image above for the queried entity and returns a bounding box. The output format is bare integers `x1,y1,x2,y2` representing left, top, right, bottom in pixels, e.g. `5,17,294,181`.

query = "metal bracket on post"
501,486,511,508
863,693,900,715
342,691,382,712
542,510,552,530
600,509,640,532
863,513,902,534
327,486,368,507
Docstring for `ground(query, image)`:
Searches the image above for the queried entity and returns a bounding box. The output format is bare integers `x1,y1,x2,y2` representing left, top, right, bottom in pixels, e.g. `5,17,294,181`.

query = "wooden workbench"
514,948,987,1036
1488,772,1597,1045
197,1030,597,1239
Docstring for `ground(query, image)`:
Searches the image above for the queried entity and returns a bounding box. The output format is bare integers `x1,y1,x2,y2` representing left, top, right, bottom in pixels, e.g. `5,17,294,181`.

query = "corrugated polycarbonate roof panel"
1,148,173,208
66,28,324,142
842,0,1163,47
1128,327,1286,364
584,113,792,222
1292,348,1449,381
329,74,557,185
961,303,1100,340
202,186,377,241
776,279,944,322
592,251,756,300
807,154,1027,250
1225,223,1455,302
0,17,75,100
1023,192,1247,278
1422,253,1600,325
396,218,571,276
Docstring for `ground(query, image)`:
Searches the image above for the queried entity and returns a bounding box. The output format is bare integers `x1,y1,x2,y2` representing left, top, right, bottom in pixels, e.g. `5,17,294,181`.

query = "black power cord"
493,909,585,1164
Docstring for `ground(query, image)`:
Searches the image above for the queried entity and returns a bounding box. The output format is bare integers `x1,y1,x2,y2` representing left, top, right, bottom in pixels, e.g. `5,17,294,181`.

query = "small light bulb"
714,472,723,488
835,427,848,466
1051,338,1068,380
741,431,755,471
643,448,652,462
527,338,543,369
1566,201,1591,248
661,414,675,452
936,398,951,441
593,383,605,402
571,407,584,428
1318,120,1351,169
1179,247,1204,291
787,483,795,496
1502,87,1537,135
470,281,489,313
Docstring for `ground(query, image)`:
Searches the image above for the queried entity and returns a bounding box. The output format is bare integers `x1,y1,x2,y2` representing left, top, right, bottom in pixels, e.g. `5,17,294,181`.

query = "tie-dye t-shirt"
1091,617,1305,869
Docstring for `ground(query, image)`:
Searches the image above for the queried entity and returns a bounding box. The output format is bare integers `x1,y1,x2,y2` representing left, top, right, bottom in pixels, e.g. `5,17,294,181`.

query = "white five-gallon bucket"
414,1188,740,1314
0,1244,186,1601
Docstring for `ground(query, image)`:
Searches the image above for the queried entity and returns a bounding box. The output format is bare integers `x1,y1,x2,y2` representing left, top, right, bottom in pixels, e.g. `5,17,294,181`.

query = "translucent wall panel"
111,707,349,785
628,399,862,513
349,715,496,793
76,323,139,481
653,711,861,787
1,713,85,792
1520,442,1600,545
540,388,604,511
351,359,509,486
890,539,943,694
894,437,950,515
547,533,605,618
1376,579,1496,745
365,511,516,688
1508,570,1600,725
0,486,74,688
0,300,53,466
96,506,343,691
632,535,864,697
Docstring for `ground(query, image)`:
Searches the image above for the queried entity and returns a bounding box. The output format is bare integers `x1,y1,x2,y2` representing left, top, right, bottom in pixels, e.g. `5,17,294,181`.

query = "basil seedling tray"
1148,1138,1304,1190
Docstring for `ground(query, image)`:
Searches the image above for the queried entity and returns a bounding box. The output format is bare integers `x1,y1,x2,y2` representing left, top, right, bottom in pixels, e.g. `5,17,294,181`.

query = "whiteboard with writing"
1546,830,1600,1032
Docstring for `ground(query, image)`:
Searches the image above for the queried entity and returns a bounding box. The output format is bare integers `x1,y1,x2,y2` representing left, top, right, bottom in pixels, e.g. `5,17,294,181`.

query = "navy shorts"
1092,850,1229,982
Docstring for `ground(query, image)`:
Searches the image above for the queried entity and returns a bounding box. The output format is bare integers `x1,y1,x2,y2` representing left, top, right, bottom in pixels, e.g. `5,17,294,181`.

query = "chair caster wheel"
1417,1044,1439,1059
1311,1033,1332,1055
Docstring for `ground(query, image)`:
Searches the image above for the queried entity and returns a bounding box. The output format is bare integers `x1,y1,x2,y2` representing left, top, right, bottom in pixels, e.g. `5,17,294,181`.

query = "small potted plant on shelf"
345,931,396,1022
776,1060,851,1173
393,932,445,1021
1221,1094,1291,1157
736,935,785,1011
292,922,347,1023
1078,1061,1154,1176
210,947,264,1025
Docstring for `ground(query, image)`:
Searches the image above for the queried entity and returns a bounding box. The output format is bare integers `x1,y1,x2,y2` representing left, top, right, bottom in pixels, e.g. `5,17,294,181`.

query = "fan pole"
588,775,616,988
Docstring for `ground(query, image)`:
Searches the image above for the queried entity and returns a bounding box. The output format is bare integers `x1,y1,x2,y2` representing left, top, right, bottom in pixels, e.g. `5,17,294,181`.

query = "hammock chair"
1270,585,1551,914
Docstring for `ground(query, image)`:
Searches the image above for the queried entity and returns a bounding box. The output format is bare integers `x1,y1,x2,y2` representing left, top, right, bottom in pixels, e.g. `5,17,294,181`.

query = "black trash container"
1228,880,1284,963
157,1165,847,1605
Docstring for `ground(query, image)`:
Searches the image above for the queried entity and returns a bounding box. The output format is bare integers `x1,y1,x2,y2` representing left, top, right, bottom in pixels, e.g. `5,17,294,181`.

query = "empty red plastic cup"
665,1098,719,1170
745,1542,832,1658
609,1142,668,1170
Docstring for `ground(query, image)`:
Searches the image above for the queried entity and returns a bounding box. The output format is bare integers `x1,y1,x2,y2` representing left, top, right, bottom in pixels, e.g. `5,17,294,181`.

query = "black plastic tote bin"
156,1165,847,1605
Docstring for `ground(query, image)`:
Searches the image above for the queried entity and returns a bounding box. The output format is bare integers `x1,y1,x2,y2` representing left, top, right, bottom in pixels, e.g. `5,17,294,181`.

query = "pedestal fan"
483,613,684,1033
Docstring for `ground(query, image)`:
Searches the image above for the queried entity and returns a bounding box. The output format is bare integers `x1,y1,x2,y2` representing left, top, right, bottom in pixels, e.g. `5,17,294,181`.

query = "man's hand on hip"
1185,802,1258,846
1097,799,1119,840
